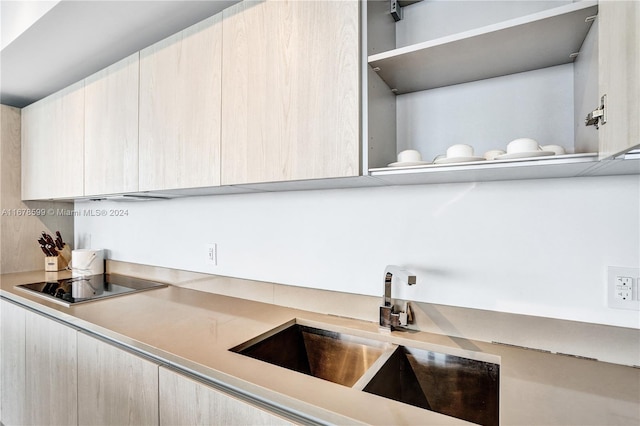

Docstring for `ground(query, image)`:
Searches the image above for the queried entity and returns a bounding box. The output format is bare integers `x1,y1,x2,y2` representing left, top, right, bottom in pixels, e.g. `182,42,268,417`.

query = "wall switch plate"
206,243,217,266
607,266,640,310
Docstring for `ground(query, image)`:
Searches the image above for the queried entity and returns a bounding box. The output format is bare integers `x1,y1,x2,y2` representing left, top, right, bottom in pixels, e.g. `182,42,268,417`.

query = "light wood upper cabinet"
84,53,139,196
24,309,77,426
0,299,26,425
21,81,84,200
139,13,223,191
77,333,159,426
221,0,360,185
597,0,640,159
20,0,636,200
159,366,293,426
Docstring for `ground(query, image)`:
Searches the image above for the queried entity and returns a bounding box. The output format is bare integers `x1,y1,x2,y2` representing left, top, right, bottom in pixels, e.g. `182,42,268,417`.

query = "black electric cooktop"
16,274,168,307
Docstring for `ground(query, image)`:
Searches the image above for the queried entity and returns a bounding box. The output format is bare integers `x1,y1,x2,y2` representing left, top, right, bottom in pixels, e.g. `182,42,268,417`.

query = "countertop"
1,270,639,425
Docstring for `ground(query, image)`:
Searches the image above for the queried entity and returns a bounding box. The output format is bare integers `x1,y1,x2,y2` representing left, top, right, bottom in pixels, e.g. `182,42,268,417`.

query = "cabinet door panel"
85,53,139,196
21,81,84,200
221,0,360,185
25,310,77,426
139,13,223,191
598,0,640,159
0,299,26,425
77,333,158,425
159,367,293,425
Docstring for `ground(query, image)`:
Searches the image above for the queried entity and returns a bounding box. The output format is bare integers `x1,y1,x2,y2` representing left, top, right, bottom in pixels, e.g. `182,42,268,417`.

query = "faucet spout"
380,265,417,331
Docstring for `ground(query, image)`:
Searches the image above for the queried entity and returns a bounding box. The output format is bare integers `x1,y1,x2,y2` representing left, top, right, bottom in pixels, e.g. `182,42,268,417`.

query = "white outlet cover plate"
607,266,640,310
206,243,217,266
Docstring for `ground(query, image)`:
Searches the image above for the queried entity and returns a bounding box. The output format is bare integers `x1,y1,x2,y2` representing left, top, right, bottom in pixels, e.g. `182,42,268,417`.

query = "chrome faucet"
379,265,416,331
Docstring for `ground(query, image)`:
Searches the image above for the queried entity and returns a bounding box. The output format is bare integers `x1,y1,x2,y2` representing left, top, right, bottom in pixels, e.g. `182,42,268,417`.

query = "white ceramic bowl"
397,149,422,163
484,149,506,160
541,145,566,155
507,138,540,154
446,144,474,158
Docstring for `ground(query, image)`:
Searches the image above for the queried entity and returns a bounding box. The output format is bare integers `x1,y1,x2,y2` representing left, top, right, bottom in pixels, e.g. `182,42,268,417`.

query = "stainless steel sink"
231,322,393,387
232,321,499,425
363,346,500,426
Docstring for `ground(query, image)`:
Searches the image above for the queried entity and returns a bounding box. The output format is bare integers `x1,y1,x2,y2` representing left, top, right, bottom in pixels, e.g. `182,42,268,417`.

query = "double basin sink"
231,320,499,426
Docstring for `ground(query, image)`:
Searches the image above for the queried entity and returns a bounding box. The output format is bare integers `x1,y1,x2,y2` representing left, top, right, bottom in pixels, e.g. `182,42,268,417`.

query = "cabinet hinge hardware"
585,15,597,23
390,0,403,22
390,1,424,22
585,94,607,129
569,52,579,59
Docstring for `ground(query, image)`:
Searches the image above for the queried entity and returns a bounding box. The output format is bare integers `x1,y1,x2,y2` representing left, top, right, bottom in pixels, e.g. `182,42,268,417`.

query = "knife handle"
44,234,56,247
46,244,57,256
55,231,64,249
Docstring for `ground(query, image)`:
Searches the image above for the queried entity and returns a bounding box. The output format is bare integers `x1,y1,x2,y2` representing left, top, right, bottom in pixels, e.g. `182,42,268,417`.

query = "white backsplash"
75,174,640,329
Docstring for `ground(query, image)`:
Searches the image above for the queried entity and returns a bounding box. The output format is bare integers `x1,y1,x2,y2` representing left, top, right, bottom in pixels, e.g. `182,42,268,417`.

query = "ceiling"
1,0,240,108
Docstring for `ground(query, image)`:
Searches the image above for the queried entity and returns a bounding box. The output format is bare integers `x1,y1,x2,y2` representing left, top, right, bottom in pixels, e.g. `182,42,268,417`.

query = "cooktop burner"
16,274,168,306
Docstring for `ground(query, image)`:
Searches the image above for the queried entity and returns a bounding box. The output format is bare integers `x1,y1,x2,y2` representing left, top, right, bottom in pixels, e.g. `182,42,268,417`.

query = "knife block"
44,244,71,271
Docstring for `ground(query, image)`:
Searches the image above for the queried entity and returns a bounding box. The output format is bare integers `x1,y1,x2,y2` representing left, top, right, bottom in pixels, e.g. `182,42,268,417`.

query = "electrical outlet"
206,243,217,266
607,266,640,310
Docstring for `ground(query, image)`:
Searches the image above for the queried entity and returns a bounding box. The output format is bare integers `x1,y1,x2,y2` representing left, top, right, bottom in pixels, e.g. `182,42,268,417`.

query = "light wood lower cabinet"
24,308,78,426
0,299,26,425
0,300,299,426
159,366,294,426
77,332,159,425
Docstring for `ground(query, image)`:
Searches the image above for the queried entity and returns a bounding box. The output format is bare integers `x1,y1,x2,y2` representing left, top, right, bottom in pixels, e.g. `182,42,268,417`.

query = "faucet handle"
398,311,408,327
398,302,413,327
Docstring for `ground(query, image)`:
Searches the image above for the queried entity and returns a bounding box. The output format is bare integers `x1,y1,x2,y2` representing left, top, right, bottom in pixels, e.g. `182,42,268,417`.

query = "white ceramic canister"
71,249,104,277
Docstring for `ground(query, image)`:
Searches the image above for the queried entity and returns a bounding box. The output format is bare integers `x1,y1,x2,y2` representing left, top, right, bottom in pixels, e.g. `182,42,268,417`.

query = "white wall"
75,174,640,329
397,64,579,161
